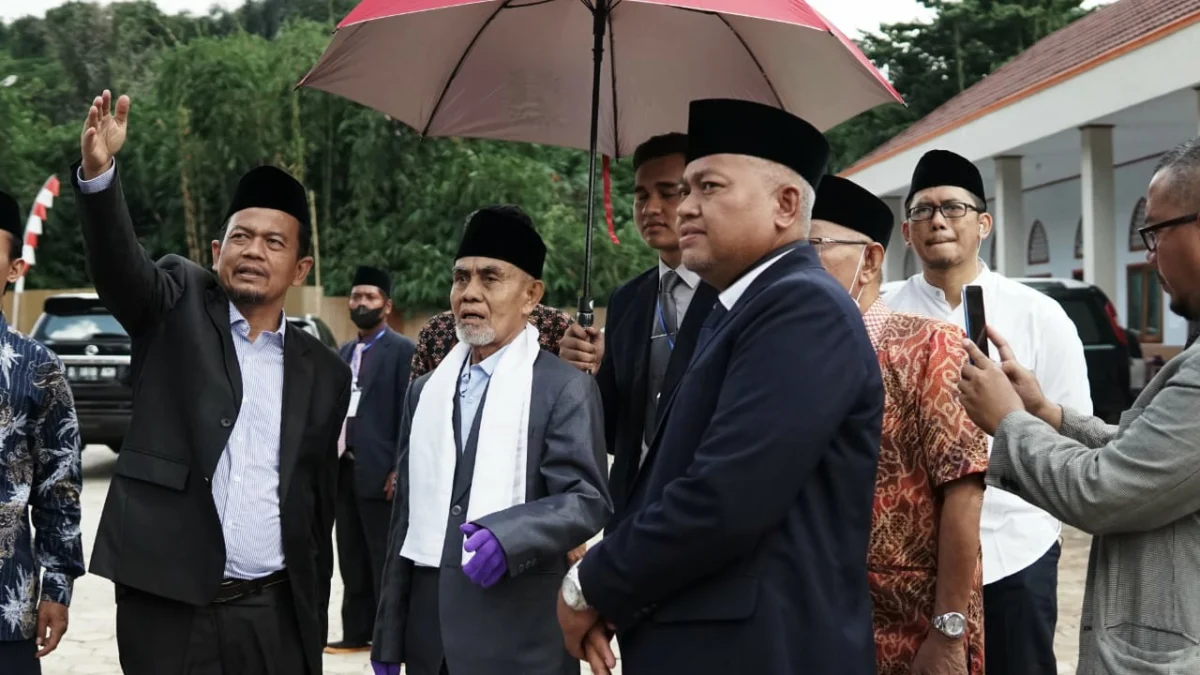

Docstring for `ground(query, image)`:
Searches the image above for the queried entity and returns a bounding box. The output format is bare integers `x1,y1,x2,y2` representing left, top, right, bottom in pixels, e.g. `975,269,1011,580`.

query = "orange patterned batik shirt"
863,299,989,675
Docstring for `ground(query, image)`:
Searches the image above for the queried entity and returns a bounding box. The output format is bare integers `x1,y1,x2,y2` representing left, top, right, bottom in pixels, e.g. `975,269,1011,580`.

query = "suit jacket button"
450,505,463,516
220,418,233,428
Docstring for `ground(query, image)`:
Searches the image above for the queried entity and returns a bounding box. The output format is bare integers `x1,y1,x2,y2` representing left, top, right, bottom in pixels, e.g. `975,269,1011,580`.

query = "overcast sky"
4,0,943,38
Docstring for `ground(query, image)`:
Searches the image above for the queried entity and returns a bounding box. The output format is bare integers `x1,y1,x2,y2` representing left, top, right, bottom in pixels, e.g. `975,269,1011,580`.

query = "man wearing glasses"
811,175,989,675
955,137,1200,675
883,149,1092,675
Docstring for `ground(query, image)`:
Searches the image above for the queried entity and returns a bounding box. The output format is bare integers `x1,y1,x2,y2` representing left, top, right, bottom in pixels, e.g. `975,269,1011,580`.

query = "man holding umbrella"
559,132,718,531
557,99,883,675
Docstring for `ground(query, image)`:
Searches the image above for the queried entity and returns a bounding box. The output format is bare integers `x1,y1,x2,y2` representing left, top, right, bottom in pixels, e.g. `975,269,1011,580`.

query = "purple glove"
460,522,508,588
371,661,400,675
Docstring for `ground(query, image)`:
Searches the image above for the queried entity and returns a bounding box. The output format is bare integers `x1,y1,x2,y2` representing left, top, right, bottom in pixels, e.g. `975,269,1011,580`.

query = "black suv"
1014,278,1134,423
32,294,132,451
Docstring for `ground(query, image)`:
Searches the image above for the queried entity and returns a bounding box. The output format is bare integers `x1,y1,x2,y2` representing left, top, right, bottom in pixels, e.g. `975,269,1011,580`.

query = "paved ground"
43,448,1091,674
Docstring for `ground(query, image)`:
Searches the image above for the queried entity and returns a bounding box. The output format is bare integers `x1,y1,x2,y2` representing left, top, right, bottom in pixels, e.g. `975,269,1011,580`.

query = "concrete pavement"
41,448,1089,674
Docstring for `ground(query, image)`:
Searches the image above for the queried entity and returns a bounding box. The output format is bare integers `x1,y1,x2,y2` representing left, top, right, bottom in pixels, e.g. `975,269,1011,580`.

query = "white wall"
1013,155,1188,345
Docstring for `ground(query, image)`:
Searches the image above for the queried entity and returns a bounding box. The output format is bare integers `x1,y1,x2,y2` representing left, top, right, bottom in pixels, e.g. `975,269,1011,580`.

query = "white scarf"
400,323,539,567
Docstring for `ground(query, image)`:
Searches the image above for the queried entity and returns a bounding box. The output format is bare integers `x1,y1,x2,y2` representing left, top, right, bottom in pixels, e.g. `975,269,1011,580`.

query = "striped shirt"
211,303,287,580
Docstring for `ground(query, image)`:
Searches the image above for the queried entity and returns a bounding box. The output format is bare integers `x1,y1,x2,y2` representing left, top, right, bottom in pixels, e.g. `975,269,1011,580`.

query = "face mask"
350,306,385,330
848,247,868,305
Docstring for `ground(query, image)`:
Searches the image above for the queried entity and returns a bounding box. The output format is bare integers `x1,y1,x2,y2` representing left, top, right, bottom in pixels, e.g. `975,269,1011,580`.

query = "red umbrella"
300,0,902,325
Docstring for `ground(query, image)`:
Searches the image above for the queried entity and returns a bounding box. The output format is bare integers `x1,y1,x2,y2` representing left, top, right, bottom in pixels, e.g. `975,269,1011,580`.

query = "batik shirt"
0,312,85,642
863,300,988,675
409,304,574,381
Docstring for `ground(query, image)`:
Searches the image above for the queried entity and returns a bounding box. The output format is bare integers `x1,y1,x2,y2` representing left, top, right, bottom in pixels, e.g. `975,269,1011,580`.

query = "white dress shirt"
883,260,1093,584
718,248,793,310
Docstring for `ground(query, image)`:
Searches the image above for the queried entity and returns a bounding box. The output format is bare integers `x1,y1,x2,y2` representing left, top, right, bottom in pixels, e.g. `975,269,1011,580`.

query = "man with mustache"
370,205,611,675
883,149,1092,675
72,90,351,675
957,136,1200,675
558,99,883,675
327,265,415,655
811,175,988,675
559,132,718,532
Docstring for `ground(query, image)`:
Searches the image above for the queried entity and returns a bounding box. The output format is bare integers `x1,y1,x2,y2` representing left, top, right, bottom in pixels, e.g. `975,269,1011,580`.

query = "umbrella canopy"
299,0,903,157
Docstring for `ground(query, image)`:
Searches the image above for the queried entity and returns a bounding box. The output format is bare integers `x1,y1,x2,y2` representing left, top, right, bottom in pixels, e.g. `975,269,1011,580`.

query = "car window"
36,313,128,341
1053,297,1106,345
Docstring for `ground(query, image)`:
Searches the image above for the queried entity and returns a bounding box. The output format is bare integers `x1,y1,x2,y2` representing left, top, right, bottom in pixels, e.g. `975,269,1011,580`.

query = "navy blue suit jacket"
338,328,415,500
578,243,883,675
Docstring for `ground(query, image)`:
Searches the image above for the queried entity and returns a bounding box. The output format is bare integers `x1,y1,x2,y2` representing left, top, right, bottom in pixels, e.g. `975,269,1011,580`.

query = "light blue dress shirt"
456,342,510,447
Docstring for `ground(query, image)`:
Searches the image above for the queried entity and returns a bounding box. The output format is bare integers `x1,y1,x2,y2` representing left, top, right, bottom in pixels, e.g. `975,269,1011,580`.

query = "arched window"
1074,218,1083,259
903,246,918,278
1027,220,1050,265
1130,198,1147,252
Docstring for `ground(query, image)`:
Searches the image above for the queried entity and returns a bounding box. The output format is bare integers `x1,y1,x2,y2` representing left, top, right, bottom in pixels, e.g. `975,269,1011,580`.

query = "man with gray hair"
957,136,1200,675
557,99,883,675
370,204,611,675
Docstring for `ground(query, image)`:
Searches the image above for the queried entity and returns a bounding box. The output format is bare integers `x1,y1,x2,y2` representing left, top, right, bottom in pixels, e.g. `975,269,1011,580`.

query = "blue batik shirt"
0,311,85,641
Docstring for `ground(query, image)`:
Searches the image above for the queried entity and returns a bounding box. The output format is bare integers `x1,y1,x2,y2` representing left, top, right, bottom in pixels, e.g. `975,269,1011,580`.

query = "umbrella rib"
421,0,515,137
713,14,783,108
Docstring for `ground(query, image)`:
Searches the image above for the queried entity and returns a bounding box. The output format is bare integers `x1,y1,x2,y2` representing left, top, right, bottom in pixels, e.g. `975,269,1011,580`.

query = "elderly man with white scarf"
370,204,612,675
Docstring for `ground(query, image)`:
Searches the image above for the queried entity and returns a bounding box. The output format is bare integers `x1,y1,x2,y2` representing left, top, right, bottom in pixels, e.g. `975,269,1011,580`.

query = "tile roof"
843,0,1200,176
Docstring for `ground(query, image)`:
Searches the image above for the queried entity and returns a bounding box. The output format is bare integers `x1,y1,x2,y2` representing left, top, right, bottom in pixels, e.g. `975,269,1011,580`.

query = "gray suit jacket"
989,344,1200,674
372,349,611,674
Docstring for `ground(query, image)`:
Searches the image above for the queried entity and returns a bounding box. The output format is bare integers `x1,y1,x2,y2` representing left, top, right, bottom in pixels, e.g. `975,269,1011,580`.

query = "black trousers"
984,541,1061,675
0,638,40,675
335,454,393,643
115,580,305,675
405,567,449,675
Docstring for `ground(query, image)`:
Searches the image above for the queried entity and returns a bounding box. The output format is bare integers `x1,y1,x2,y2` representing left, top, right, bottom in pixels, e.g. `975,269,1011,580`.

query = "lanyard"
351,330,386,389
655,300,675,350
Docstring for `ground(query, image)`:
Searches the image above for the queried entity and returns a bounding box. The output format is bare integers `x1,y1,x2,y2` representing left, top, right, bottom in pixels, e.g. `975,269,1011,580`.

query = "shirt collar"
658,258,701,290
913,257,991,303
229,301,287,344
718,248,793,310
359,326,388,344
471,340,511,377
862,298,892,348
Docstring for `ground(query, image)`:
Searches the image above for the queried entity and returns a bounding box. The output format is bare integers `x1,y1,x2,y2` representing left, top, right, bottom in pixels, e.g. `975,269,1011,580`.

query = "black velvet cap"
686,98,830,189
455,206,546,279
224,166,310,229
352,265,392,295
812,175,895,250
905,150,986,207
0,191,20,241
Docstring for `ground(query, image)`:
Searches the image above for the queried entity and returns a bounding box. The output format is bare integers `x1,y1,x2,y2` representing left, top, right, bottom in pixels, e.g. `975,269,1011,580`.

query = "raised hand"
559,323,604,374
985,325,1052,419
81,90,131,180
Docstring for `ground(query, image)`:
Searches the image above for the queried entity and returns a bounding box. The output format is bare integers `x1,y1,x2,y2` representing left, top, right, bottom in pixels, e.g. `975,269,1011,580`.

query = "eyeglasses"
808,238,871,248
907,202,980,222
1138,212,1199,252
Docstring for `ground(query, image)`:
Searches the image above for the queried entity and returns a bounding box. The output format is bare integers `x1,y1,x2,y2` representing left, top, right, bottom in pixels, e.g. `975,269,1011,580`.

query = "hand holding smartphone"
963,285,989,361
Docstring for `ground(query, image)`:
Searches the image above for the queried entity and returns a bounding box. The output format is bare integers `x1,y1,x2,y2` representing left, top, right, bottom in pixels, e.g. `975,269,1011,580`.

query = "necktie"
337,342,366,457
644,271,681,449
695,301,728,355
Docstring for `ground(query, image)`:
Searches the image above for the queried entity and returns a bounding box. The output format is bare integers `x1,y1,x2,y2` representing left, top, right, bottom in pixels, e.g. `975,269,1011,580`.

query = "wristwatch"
561,562,590,611
932,612,966,639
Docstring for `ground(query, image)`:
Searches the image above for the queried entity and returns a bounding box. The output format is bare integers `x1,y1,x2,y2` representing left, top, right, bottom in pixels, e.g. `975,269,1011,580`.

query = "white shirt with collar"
718,249,792,310
883,259,1093,585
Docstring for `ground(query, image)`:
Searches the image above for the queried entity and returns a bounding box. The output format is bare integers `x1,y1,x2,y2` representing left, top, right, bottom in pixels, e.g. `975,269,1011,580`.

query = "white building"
842,0,1200,350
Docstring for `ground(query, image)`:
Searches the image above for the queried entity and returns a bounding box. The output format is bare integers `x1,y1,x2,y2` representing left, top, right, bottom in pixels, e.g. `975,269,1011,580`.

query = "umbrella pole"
576,2,608,328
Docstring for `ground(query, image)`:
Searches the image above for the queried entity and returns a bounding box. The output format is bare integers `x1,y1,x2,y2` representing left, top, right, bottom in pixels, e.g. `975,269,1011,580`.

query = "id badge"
347,389,361,417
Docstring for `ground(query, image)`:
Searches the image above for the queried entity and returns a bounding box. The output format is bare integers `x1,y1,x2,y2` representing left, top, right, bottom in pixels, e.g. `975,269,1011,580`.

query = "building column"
992,156,1025,276
882,196,907,282
1081,125,1117,301
1191,89,1200,342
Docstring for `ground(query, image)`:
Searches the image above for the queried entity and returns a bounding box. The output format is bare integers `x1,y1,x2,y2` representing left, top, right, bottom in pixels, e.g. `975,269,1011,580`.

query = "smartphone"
962,285,989,359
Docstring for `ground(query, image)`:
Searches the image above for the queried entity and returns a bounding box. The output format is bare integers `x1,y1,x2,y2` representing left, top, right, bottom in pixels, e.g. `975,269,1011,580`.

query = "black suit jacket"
74,167,351,675
339,328,415,499
597,267,717,530
578,244,884,675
